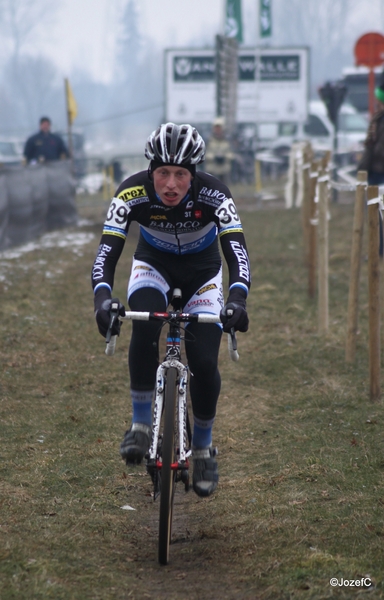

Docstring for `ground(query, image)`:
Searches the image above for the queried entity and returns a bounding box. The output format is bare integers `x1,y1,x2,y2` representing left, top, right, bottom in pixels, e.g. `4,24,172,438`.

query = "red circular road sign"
354,32,384,67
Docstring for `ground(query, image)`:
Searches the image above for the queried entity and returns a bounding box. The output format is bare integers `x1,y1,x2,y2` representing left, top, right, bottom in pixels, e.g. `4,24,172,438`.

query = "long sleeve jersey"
92,170,251,297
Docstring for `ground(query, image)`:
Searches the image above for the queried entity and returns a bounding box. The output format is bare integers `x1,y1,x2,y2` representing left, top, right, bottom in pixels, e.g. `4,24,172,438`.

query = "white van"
258,100,368,164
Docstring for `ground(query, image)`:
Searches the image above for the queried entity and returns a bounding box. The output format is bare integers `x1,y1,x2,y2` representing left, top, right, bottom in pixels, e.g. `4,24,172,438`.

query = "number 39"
217,201,239,225
106,200,128,226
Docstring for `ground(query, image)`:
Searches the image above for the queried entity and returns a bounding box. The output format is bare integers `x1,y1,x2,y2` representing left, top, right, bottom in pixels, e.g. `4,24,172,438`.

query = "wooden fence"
285,144,382,401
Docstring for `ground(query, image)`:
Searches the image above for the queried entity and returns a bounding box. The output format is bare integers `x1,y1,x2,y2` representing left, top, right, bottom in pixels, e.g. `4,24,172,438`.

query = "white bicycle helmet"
145,122,205,165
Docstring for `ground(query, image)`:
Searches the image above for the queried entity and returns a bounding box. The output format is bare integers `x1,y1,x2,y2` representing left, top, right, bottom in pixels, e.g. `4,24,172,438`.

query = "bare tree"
116,0,143,82
110,0,163,141
0,55,63,135
0,0,58,62
0,0,60,134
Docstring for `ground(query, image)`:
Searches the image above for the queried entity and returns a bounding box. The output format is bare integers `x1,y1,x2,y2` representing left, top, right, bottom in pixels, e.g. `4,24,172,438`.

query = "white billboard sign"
165,47,309,124
165,50,216,123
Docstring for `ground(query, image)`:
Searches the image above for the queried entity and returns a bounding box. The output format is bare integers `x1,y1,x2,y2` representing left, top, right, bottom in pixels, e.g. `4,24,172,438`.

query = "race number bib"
105,197,130,228
214,197,241,230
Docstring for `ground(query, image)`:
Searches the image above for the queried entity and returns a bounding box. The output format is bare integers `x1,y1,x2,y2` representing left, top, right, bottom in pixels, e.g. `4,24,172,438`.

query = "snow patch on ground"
0,228,95,283
0,230,95,260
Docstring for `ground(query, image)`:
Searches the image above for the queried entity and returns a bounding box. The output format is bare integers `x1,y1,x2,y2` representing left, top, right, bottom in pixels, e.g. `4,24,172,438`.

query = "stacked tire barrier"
0,160,77,251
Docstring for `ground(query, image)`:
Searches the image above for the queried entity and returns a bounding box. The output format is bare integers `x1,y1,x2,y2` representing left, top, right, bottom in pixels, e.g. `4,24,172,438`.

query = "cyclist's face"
152,166,192,206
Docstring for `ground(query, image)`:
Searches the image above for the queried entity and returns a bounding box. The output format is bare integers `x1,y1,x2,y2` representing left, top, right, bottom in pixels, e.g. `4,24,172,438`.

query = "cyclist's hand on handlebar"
94,288,125,338
220,289,249,333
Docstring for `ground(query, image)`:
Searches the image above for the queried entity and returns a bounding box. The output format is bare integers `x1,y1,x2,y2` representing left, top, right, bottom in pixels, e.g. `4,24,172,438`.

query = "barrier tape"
286,148,374,208
367,196,384,210
329,180,358,192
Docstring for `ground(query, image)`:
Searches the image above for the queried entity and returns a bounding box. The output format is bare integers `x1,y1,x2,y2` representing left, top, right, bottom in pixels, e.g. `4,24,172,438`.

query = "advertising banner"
165,47,309,124
225,0,243,42
165,51,216,123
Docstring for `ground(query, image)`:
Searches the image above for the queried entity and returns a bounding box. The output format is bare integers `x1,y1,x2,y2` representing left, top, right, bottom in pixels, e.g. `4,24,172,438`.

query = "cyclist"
91,122,250,497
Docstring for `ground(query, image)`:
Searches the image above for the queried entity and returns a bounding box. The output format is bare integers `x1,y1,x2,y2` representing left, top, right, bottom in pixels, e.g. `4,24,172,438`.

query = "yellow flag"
65,78,77,125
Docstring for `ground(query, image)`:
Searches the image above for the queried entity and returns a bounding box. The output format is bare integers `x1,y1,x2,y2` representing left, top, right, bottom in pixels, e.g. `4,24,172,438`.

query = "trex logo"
118,186,146,201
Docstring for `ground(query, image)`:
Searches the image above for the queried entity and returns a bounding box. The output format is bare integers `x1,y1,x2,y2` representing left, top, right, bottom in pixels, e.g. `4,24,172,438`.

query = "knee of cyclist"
190,359,218,380
132,320,160,339
129,287,166,311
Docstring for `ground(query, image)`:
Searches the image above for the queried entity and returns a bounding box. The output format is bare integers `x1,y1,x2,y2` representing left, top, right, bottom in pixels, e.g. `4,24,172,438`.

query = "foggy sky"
30,0,383,84
0,0,383,146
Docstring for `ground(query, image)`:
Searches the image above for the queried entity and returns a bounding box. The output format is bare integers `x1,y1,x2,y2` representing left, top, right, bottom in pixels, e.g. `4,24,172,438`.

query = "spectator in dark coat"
359,85,384,185
24,117,69,164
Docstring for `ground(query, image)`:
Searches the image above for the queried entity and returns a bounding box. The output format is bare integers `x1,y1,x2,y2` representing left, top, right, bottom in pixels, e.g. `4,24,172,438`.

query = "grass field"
1,187,384,599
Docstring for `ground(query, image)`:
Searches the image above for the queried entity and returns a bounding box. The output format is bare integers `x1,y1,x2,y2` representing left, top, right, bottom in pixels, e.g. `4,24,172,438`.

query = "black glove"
94,287,125,338
220,289,249,333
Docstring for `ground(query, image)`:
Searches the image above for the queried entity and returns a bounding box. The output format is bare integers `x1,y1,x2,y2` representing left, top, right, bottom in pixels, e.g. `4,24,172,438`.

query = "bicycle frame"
104,292,239,564
146,312,191,488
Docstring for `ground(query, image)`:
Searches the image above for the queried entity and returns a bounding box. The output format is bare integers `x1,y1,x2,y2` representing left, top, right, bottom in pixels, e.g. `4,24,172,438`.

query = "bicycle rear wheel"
158,366,178,565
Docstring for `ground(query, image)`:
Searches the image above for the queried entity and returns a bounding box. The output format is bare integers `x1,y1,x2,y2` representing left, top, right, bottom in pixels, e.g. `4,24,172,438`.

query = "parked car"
258,100,368,166
0,138,23,166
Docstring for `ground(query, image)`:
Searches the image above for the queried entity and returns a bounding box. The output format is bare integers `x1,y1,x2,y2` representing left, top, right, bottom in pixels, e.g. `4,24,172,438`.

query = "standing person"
358,83,384,185
91,123,250,497
204,117,235,186
24,117,69,164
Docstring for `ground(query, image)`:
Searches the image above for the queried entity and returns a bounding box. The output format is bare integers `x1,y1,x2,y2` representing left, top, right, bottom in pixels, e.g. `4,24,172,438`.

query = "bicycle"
105,289,239,565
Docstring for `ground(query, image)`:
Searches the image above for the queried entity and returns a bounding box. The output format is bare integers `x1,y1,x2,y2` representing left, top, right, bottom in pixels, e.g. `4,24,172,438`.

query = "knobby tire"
158,367,178,565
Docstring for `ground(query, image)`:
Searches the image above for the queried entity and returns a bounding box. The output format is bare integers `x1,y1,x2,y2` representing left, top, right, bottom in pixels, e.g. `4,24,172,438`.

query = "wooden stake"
321,151,331,171
345,171,367,362
301,143,312,266
317,167,329,334
367,185,381,401
284,145,296,208
109,164,115,198
255,159,262,195
308,160,318,298
102,168,108,201
296,143,305,208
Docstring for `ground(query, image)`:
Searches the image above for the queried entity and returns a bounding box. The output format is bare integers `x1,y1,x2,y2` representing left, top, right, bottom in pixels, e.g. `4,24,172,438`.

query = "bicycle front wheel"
158,366,178,565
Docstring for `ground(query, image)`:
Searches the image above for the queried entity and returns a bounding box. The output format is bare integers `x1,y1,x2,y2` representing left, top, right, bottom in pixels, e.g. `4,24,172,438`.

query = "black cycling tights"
128,287,222,421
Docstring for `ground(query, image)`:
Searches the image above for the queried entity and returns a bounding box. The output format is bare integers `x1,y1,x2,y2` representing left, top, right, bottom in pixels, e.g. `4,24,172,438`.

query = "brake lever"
230,327,237,352
226,308,239,361
105,301,120,344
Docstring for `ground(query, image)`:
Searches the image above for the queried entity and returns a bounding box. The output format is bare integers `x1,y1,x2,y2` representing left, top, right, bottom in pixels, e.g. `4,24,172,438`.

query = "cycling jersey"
92,170,251,297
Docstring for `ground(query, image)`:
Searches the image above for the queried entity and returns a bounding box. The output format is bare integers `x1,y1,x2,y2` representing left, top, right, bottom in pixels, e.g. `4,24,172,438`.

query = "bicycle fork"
146,360,191,498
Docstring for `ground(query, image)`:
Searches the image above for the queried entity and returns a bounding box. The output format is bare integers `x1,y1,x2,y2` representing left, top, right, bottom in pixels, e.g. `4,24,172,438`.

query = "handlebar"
120,311,221,323
104,309,239,361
